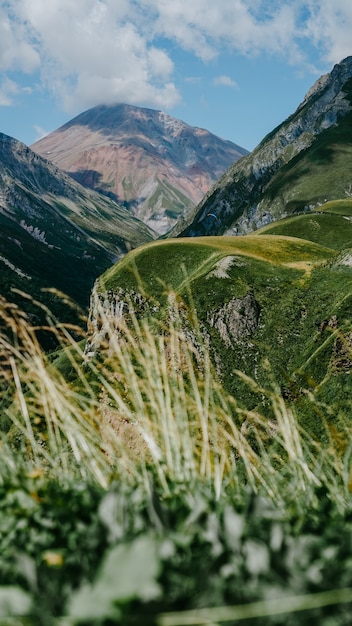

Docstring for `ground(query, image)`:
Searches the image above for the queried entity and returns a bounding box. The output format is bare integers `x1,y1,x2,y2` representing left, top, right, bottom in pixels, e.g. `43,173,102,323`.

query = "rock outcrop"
207,292,260,349
85,281,260,368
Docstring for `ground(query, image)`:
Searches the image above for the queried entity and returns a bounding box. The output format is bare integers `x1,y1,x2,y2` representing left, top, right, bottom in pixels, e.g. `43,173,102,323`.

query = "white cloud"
0,79,17,106
213,75,238,88
145,0,294,58
33,125,50,140
303,0,352,64
0,8,39,73
1,1,352,114
3,0,181,112
0,77,32,106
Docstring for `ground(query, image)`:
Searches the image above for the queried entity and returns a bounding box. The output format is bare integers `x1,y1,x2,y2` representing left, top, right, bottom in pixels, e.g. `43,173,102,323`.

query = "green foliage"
0,477,351,625
0,474,107,624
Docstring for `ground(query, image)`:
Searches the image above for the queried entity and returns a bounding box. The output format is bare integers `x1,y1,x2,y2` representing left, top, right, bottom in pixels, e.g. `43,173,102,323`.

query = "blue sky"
1,1,352,152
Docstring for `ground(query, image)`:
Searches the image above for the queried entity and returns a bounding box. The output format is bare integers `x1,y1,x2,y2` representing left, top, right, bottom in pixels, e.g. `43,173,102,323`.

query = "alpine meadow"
0,56,352,625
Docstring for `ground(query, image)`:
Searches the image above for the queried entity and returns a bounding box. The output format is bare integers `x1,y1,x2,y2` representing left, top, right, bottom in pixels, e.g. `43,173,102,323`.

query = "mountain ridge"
31,103,248,234
0,132,155,319
172,56,352,238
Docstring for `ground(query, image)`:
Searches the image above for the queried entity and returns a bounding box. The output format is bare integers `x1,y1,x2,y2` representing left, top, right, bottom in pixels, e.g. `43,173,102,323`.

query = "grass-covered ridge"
102,234,334,293
96,225,350,445
255,202,352,250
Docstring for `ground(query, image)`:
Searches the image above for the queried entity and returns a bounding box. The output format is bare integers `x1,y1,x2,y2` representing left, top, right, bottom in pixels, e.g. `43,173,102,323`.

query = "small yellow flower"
26,468,45,479
42,551,64,567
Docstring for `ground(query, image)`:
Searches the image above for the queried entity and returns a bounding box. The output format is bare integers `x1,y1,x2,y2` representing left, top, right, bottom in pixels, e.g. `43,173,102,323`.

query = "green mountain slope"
255,200,352,249
0,133,155,320
172,56,352,238
89,223,351,437
257,96,352,217
102,235,333,294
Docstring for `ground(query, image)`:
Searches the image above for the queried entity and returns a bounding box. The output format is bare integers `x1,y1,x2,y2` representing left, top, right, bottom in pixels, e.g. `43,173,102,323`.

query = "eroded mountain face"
174,56,352,238
31,103,248,234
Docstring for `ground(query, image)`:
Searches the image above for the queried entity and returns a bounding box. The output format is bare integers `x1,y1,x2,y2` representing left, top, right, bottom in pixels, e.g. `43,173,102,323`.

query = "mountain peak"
298,55,352,111
31,104,248,234
60,103,163,134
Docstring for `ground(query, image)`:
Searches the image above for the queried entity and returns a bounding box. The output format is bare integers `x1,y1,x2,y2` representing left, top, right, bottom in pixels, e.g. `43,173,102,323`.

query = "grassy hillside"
102,235,333,292
96,226,351,444
250,105,352,225
258,87,352,216
1,211,351,622
255,200,352,249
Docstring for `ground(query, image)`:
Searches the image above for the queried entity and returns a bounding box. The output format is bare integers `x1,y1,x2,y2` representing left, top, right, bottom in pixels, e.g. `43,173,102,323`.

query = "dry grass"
0,292,350,510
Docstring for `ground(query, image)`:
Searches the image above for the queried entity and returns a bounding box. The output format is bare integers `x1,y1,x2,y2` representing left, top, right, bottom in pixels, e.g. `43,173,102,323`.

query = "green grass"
255,211,352,250
102,234,333,293
0,208,351,623
97,230,351,445
1,288,350,502
317,198,352,215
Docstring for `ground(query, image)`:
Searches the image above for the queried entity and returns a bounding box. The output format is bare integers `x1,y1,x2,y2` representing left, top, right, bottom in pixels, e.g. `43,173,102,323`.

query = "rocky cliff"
84,281,261,374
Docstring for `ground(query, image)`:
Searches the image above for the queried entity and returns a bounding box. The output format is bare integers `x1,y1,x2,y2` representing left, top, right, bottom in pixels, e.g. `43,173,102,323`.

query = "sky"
1,0,352,152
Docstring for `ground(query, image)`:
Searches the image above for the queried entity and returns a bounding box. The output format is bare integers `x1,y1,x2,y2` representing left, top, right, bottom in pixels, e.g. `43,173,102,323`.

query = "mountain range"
2,53,352,623
2,56,352,343
31,104,247,235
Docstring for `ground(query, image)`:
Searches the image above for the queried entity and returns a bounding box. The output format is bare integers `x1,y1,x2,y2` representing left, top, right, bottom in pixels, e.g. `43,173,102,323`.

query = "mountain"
0,133,155,322
85,199,352,439
172,56,352,237
30,104,248,234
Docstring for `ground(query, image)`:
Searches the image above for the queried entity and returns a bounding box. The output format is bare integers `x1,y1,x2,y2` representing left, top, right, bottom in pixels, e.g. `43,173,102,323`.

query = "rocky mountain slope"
31,104,248,234
0,133,155,318
173,56,352,237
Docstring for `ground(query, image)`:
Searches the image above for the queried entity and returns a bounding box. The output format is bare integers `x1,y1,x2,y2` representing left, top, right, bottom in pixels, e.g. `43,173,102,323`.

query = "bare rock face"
31,104,248,235
85,280,260,366
207,292,261,348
